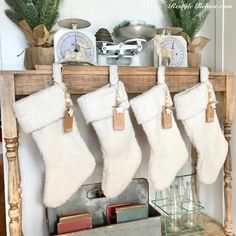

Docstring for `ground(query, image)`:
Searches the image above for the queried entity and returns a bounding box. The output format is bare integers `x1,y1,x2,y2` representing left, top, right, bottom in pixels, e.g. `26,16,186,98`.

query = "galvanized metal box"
47,178,161,236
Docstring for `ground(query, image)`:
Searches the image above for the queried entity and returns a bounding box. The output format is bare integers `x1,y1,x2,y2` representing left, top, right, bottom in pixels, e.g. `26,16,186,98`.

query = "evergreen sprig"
164,0,210,38
5,0,61,31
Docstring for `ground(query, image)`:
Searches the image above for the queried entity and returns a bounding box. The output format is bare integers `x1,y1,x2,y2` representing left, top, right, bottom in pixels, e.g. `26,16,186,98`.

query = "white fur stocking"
13,64,95,207
174,67,228,184
130,67,188,190
77,66,142,198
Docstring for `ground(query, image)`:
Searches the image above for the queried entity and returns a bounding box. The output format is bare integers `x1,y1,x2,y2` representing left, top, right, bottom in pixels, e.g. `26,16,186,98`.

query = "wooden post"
0,74,23,236
223,74,234,236
191,147,200,199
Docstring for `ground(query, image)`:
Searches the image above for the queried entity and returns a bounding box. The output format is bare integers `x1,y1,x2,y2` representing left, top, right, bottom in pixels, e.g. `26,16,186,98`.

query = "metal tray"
47,178,161,236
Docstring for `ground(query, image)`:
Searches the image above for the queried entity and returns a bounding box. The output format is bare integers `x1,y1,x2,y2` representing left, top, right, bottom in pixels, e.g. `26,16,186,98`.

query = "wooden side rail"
0,66,234,236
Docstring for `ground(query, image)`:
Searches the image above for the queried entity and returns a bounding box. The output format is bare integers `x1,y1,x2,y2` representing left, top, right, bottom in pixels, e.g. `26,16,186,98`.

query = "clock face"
163,38,186,67
56,31,95,61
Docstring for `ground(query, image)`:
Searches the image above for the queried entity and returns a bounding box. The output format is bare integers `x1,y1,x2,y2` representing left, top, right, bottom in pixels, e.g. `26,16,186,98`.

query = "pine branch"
164,0,210,38
25,1,40,28
5,9,23,25
46,11,59,30
5,0,27,19
180,8,192,36
191,10,209,37
40,0,58,30
167,8,182,27
33,0,44,12
5,0,60,31
46,0,60,29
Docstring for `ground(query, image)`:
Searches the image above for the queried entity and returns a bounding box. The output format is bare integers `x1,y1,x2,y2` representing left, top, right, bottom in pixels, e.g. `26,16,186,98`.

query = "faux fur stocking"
130,67,188,190
174,67,228,184
77,65,142,198
13,63,95,207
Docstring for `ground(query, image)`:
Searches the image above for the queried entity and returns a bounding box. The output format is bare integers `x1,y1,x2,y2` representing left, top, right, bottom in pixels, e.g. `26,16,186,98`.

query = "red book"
57,217,92,234
106,203,131,224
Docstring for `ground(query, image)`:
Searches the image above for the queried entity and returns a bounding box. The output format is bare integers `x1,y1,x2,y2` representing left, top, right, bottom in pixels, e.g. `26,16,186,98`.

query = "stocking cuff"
78,81,129,124
130,85,172,124
174,83,216,120
13,84,65,133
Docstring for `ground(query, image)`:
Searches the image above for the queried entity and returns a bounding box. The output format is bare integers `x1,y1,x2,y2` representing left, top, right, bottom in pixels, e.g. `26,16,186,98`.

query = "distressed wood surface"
223,74,235,236
0,74,22,236
199,215,227,236
191,147,200,200
0,66,229,95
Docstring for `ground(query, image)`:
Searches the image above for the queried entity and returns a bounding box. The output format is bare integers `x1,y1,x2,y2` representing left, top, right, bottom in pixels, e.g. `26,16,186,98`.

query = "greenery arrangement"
164,0,210,39
5,0,61,31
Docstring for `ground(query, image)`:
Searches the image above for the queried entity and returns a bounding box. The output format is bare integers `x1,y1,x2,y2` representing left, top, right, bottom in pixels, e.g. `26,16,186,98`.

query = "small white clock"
154,35,187,67
54,19,97,65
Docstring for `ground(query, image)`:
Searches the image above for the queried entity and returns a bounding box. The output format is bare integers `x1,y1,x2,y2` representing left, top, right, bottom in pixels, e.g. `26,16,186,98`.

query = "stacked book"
56,203,148,234
106,203,148,224
57,212,92,235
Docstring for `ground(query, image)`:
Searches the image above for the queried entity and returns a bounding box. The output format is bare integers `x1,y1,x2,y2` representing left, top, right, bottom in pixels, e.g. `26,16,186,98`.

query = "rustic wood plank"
0,66,228,95
0,74,22,236
199,215,227,236
191,147,200,200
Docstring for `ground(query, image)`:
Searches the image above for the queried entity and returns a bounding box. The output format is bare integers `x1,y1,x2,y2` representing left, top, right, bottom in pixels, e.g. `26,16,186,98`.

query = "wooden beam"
0,74,23,236
0,66,229,95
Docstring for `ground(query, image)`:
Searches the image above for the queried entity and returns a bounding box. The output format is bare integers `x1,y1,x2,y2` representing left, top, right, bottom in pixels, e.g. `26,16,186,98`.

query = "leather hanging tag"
64,108,73,133
206,91,215,123
162,96,173,129
64,92,74,133
113,108,125,130
206,104,214,123
162,108,172,129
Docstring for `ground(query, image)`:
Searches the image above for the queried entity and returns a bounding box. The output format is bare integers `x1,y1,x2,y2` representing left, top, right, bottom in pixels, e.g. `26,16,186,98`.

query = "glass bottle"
177,177,185,205
183,181,197,229
167,185,182,233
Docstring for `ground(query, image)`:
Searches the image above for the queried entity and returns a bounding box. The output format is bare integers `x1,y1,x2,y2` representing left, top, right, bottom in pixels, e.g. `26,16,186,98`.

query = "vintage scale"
54,18,97,65
97,39,147,66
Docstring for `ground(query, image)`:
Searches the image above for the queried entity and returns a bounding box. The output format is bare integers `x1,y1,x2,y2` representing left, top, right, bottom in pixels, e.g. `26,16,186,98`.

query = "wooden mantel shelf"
199,215,228,236
1,65,233,95
0,66,234,236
